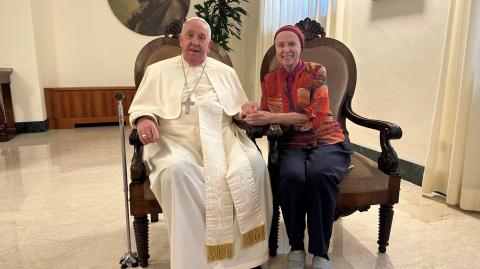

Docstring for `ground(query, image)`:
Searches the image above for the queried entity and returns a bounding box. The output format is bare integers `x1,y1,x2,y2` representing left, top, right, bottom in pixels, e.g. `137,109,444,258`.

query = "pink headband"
274,25,305,50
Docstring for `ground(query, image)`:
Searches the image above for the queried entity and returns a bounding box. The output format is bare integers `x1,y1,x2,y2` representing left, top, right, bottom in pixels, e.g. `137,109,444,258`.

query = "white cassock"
128,56,273,269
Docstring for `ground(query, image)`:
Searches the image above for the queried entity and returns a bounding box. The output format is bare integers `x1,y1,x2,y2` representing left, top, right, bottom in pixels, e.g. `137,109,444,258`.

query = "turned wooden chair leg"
267,160,282,258
269,204,280,257
133,215,150,267
377,204,394,253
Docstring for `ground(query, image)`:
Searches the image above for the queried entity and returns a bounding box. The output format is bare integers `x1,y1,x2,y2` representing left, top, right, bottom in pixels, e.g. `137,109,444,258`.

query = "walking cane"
115,92,139,268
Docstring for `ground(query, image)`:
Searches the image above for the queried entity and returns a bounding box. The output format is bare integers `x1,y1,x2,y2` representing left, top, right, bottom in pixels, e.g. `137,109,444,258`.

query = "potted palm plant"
194,0,249,52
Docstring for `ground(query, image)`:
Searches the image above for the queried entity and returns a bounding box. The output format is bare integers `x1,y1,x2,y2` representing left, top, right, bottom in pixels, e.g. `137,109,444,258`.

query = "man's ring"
141,134,147,137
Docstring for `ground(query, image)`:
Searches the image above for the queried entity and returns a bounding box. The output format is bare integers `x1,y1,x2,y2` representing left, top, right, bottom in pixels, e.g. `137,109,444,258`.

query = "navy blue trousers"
277,142,352,257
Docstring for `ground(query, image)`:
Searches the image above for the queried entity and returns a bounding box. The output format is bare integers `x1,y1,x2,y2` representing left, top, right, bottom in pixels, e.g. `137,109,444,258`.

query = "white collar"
181,56,207,71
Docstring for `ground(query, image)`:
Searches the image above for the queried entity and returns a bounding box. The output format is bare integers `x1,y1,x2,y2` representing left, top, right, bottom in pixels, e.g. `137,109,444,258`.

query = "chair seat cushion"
339,152,389,194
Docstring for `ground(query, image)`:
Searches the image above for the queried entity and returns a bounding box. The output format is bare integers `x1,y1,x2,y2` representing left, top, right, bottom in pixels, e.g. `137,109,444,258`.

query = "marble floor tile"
1,126,480,269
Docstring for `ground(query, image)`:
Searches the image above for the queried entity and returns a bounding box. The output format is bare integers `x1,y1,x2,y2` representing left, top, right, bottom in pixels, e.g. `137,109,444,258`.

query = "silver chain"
180,57,206,102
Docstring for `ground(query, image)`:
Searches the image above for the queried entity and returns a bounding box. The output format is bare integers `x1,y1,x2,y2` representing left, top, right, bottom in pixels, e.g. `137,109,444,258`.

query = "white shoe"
312,256,333,269
286,250,306,269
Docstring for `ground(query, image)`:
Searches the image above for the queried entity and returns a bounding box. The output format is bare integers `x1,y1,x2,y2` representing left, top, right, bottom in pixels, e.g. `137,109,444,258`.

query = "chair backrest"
134,20,233,88
260,18,357,132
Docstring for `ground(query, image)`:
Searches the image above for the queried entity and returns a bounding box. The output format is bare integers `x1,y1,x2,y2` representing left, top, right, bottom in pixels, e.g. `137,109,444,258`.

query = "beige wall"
0,0,45,122
34,0,159,87
35,0,257,93
225,1,260,100
340,0,449,165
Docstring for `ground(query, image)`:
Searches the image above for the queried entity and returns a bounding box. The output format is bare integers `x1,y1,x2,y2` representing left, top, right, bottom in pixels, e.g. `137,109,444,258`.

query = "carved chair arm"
245,124,284,139
233,118,272,139
245,125,268,139
246,124,283,165
343,94,403,174
232,118,250,130
129,129,149,184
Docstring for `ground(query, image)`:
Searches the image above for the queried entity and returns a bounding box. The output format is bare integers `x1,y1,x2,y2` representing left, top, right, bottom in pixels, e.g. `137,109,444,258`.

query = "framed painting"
108,0,190,36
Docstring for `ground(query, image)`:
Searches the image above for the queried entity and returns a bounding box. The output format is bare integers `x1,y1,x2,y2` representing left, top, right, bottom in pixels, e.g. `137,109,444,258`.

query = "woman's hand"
240,101,260,119
244,111,275,126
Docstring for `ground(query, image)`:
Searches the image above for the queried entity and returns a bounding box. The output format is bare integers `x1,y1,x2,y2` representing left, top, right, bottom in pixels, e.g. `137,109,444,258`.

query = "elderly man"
128,17,272,269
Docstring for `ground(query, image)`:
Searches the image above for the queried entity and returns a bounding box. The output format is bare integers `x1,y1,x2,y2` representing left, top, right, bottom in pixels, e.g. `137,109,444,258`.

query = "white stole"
198,96,265,262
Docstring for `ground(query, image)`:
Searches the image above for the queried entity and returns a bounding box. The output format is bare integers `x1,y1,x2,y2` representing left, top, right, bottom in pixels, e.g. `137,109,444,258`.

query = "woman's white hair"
183,17,211,38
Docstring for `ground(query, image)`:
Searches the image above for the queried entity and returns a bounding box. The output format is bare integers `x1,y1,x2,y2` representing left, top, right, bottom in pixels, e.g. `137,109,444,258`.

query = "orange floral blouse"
260,60,346,148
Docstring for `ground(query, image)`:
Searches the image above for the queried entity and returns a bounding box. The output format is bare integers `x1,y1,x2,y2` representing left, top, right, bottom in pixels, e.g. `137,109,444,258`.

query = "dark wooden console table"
0,68,16,142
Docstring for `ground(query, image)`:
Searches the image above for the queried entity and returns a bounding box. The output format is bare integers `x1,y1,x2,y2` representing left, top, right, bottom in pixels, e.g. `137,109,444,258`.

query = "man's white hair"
183,17,211,38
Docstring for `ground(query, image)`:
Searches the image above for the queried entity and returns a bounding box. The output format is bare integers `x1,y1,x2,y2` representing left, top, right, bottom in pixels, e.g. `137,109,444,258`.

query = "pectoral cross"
181,96,195,114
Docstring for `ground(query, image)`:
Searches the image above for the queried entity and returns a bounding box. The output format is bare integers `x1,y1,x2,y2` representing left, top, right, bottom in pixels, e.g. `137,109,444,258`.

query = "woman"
242,25,352,269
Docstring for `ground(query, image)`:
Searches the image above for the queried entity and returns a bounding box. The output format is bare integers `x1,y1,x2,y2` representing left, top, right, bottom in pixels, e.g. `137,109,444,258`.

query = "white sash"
198,100,266,262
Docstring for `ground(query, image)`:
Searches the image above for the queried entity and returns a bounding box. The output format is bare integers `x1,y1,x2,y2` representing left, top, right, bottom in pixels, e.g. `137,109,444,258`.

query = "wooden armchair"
253,18,403,257
127,22,233,268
